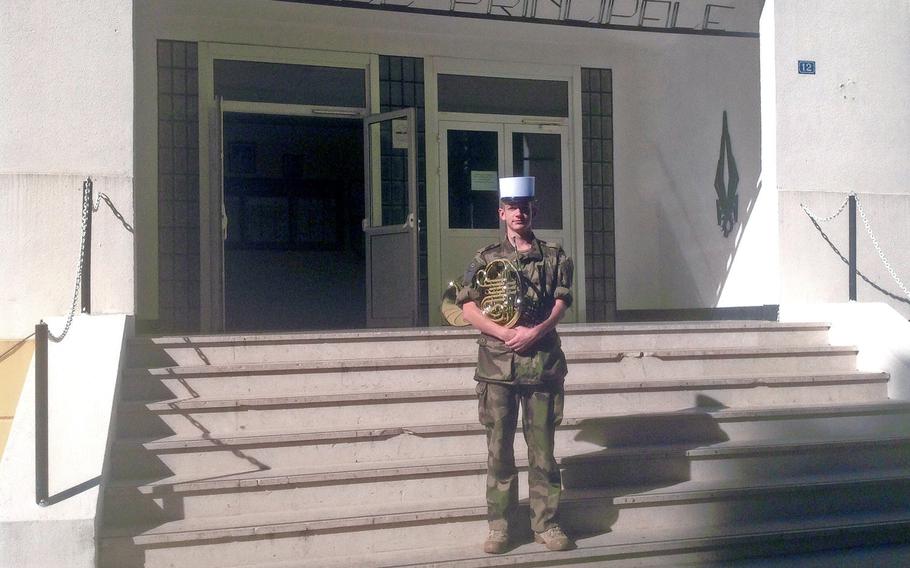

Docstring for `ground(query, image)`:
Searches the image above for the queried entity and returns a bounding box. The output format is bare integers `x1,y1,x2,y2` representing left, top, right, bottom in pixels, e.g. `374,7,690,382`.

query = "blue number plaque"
798,60,816,75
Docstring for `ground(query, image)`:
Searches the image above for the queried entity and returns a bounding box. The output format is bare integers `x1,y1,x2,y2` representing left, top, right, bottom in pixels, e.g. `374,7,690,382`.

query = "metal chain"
48,180,92,342
800,194,852,223
93,192,134,233
854,195,910,300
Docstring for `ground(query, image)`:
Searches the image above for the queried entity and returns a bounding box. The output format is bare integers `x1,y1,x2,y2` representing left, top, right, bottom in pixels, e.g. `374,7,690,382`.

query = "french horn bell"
441,258,524,328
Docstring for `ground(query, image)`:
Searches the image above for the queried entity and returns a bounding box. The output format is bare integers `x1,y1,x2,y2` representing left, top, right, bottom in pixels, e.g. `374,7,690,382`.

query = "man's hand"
463,298,568,353
504,299,569,353
504,325,542,353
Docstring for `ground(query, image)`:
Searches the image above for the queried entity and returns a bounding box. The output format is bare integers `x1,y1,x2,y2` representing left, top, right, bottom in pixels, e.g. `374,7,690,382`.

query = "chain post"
81,178,92,314
803,192,910,302
35,322,49,506
48,176,97,342
848,194,857,301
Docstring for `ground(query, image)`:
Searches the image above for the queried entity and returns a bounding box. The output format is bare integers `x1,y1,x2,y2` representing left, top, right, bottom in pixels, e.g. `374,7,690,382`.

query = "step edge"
99,473,910,545
121,371,891,412
107,434,910,494
128,321,833,347
389,514,910,568
124,345,859,376
114,402,910,451
611,468,910,505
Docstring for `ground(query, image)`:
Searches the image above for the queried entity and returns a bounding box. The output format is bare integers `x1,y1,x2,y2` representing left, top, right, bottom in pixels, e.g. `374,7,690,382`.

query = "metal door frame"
197,43,377,332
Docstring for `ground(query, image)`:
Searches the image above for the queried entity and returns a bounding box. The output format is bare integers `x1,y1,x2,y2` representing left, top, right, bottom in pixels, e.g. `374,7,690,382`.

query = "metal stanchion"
849,194,857,301
35,322,49,506
81,178,92,314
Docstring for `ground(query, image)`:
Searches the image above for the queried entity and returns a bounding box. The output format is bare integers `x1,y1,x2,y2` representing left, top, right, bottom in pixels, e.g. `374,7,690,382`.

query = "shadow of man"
558,395,731,538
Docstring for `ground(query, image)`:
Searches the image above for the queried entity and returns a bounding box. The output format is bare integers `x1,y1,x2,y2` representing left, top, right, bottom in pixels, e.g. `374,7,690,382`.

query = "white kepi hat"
499,176,535,201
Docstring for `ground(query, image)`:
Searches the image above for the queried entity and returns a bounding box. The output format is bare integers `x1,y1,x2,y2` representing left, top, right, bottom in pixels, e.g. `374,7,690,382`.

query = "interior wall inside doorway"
223,113,365,331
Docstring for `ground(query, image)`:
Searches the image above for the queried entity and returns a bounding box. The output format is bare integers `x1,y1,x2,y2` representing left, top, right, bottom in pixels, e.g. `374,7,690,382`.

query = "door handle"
221,202,228,241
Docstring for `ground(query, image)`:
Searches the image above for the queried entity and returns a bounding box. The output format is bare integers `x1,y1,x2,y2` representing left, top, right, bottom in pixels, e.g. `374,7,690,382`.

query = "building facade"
3,3,910,566
2,0,908,337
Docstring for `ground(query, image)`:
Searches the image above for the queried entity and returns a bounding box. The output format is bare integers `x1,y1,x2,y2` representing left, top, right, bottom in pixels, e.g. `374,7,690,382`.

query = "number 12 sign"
798,60,816,75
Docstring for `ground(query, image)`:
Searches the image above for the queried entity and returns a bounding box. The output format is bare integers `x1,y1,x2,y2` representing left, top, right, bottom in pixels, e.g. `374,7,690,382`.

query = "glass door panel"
371,120,410,227
446,129,501,229
510,131,563,230
438,121,575,324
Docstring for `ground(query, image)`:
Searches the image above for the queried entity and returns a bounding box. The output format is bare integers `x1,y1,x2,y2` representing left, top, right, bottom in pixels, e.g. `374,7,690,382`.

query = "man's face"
499,199,535,234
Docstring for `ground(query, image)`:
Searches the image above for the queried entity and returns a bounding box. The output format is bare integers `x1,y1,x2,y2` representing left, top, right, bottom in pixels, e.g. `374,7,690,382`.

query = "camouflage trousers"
476,381,565,533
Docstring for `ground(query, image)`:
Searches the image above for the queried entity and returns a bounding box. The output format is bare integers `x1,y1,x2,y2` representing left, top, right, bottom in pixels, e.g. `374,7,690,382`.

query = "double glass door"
438,119,575,321
443,123,567,232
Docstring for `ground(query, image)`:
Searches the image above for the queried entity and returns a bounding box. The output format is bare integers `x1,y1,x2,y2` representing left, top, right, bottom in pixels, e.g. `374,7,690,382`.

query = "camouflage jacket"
455,235,573,385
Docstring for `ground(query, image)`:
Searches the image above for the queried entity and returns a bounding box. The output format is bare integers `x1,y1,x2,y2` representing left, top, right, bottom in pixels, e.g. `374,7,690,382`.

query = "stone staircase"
98,322,910,567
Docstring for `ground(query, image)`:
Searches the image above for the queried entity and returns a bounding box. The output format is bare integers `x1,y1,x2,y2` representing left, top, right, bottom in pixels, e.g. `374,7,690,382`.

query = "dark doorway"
222,113,365,331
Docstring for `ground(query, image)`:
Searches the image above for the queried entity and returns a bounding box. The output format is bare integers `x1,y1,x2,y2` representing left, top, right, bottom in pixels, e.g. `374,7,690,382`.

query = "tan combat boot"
534,525,574,551
483,529,509,554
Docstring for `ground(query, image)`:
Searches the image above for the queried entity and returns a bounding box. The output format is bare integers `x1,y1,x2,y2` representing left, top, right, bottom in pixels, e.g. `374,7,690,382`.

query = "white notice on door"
392,119,409,149
470,171,498,192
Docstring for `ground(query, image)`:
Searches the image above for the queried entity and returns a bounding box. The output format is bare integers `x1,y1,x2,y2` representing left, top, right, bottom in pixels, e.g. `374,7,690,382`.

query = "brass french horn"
441,259,524,328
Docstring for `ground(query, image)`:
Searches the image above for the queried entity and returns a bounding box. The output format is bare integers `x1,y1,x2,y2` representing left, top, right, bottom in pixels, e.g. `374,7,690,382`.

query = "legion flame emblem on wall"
715,110,739,237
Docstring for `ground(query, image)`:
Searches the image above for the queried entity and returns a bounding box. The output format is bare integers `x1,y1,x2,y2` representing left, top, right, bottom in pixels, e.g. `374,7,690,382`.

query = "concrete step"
603,470,910,532
217,511,910,568
127,322,832,367
689,541,910,568
103,433,910,526
103,320,910,567
120,345,860,402
115,371,889,438
109,401,910,481
97,472,910,567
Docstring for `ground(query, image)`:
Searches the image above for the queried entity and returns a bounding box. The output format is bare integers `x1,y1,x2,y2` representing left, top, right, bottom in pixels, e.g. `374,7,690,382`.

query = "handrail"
34,179,92,504
33,176,111,506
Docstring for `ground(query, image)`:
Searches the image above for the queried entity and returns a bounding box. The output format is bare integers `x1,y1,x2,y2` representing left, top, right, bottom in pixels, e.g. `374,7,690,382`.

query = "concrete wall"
135,0,765,318
772,1,910,317
0,314,129,568
0,1,135,337
716,0,780,309
614,34,764,310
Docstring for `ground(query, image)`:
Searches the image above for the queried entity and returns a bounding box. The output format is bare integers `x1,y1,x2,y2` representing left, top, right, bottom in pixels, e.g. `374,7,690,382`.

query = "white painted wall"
716,0,780,308
773,1,910,317
613,35,763,310
0,1,134,337
135,0,765,319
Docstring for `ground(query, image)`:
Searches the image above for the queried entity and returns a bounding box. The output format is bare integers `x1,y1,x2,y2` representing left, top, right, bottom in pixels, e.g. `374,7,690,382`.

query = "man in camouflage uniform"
455,176,574,554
